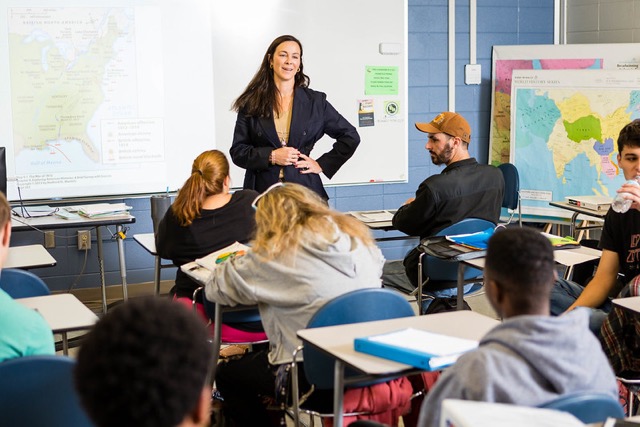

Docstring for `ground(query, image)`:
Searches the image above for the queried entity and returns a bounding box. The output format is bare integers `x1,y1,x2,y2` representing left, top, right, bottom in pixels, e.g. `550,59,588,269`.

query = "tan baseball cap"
415,112,471,143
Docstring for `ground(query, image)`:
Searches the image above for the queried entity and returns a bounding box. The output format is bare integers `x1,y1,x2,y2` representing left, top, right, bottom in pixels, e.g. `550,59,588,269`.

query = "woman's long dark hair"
232,35,310,118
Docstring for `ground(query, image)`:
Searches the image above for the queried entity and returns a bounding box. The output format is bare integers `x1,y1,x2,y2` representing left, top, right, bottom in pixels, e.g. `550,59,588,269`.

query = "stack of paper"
349,210,396,223
11,205,58,218
354,328,479,371
77,203,132,218
565,195,611,211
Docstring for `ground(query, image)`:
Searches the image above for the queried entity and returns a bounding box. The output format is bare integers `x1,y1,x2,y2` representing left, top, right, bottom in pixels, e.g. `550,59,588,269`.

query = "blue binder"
354,328,478,371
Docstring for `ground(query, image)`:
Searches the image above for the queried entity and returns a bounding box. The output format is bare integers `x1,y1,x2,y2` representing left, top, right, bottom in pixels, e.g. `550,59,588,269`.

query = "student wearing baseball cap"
383,112,504,308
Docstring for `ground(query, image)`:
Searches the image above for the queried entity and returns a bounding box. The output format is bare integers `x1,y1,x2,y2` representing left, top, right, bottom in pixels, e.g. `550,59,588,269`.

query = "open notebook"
181,242,250,284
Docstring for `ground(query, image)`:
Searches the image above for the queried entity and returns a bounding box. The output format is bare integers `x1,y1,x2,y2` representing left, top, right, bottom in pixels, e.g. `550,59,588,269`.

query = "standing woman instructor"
230,34,360,200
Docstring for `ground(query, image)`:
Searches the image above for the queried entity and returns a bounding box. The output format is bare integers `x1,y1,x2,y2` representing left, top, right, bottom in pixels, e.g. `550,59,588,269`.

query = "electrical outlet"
44,230,55,249
78,230,91,250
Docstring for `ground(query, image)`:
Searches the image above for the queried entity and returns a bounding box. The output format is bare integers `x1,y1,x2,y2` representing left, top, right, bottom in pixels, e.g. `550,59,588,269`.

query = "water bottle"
611,176,640,213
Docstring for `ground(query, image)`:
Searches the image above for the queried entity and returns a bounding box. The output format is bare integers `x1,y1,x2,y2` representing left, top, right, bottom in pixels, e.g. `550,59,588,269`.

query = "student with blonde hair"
205,183,385,426
156,149,266,343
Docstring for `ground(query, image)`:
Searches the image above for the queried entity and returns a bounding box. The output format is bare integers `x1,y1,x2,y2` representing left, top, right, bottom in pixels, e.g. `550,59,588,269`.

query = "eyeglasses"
251,182,284,210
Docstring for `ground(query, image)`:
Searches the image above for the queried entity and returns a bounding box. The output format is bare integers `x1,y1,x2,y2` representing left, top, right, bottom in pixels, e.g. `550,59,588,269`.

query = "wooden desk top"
297,311,499,376
16,294,98,333
6,245,56,269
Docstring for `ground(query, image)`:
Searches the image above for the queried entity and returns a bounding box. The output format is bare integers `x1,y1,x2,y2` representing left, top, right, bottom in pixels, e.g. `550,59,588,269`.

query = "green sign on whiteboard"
365,66,398,95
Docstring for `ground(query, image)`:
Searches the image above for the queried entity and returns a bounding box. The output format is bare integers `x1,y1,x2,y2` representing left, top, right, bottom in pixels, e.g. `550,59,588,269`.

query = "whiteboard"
0,1,218,201
0,0,407,202
211,0,408,188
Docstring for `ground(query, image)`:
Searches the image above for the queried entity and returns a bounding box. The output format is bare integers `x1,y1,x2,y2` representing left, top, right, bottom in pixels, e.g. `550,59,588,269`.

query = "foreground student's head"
74,297,213,427
484,227,555,318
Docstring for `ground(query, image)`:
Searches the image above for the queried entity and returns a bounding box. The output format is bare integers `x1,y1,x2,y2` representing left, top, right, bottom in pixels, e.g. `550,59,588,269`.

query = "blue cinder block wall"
12,0,555,292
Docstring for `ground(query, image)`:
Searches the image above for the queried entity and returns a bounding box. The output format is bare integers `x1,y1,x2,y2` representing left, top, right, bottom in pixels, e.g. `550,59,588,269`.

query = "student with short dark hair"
418,227,617,427
74,297,213,427
551,119,640,332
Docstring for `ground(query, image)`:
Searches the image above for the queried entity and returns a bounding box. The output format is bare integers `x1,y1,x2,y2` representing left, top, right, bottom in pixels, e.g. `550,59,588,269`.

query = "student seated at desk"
551,119,640,333
0,192,54,362
418,227,617,427
156,150,266,344
74,297,213,427
204,183,385,426
382,112,504,307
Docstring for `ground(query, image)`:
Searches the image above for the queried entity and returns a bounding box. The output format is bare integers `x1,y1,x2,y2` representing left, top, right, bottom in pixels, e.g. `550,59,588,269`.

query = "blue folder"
354,328,478,371
446,227,495,250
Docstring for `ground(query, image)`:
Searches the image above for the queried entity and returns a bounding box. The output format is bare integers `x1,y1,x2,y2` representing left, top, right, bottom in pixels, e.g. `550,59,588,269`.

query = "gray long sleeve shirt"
204,229,385,365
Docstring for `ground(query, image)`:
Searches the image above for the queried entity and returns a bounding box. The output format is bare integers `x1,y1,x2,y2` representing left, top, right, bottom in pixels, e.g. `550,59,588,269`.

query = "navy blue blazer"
230,87,360,199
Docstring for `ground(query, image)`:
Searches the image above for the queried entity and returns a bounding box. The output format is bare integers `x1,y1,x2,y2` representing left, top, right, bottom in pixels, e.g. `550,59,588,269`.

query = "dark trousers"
216,349,333,427
216,349,279,426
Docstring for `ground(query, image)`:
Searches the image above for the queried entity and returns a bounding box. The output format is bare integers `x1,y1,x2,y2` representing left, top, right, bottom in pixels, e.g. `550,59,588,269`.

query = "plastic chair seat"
0,268,50,298
0,355,94,426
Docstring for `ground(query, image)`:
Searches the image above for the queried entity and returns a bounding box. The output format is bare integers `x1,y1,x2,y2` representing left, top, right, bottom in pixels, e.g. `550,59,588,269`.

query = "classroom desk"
548,201,607,240
133,233,174,295
6,244,56,269
349,210,418,242
297,310,500,427
612,296,640,312
455,243,602,310
16,293,98,355
11,214,136,314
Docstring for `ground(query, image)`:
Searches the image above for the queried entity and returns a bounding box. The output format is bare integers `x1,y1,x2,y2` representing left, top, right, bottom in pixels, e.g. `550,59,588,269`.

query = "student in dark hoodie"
418,227,617,427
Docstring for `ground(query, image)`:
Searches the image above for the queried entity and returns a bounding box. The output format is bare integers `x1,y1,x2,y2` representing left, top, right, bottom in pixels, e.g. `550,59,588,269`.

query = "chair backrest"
202,295,262,324
426,218,496,282
497,163,520,211
537,392,625,424
150,194,172,235
303,288,415,389
0,355,95,427
0,268,50,298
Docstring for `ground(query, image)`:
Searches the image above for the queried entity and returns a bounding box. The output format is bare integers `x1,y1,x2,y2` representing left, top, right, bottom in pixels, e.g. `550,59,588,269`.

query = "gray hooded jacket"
204,228,385,365
418,308,618,427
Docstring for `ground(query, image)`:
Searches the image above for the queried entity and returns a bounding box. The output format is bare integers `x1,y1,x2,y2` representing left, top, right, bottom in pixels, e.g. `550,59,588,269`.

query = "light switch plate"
465,64,482,85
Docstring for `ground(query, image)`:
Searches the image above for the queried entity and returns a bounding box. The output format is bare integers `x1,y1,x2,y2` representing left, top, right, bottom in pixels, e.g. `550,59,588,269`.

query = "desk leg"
154,255,161,295
96,227,108,314
210,303,224,384
570,212,579,240
457,263,465,311
333,360,345,427
62,332,69,355
116,224,128,301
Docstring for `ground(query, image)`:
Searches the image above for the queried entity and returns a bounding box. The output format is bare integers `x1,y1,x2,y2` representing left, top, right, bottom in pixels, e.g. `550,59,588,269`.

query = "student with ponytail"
156,150,266,342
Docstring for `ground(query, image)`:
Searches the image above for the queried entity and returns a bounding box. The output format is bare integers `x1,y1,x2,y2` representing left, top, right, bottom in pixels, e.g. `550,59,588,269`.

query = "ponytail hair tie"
193,169,203,176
